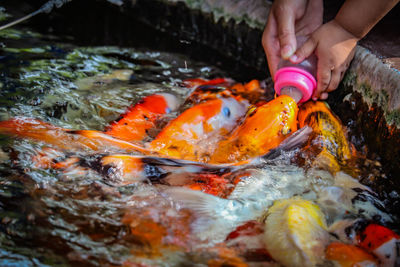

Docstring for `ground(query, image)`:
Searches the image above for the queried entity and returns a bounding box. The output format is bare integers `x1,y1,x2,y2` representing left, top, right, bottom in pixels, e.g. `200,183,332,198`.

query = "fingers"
262,13,281,78
318,69,341,100
274,5,297,59
290,37,316,63
292,36,341,101
326,69,342,93
313,57,333,100
320,92,329,100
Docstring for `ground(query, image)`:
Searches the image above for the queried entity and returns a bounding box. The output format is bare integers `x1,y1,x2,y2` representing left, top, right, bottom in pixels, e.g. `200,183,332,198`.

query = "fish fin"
105,93,178,142
163,187,233,241
141,156,199,167
164,187,222,218
72,130,150,153
141,156,232,173
262,126,312,160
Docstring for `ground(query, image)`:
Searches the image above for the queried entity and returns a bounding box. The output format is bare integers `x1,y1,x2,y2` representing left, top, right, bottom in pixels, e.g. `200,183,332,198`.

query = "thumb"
289,37,317,64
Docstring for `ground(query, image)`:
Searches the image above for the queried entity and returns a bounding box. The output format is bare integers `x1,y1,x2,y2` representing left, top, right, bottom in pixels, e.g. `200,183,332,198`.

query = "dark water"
0,24,397,267
0,26,235,266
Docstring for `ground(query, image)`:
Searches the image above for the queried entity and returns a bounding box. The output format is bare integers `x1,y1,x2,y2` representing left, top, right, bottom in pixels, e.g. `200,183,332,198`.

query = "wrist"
330,18,361,41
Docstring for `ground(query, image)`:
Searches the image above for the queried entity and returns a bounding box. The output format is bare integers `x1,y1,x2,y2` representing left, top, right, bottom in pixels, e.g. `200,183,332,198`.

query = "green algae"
344,69,400,126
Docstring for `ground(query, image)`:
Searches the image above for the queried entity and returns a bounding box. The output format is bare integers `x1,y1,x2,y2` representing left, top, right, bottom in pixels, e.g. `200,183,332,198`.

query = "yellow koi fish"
263,198,330,267
210,95,298,163
298,101,352,172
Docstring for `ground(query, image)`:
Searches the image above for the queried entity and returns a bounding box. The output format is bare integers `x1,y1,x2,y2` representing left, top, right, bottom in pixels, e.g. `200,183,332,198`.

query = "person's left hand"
262,0,323,79
289,19,359,100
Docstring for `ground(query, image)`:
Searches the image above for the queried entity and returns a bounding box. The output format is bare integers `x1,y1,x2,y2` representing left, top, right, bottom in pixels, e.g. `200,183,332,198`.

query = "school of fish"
0,73,398,267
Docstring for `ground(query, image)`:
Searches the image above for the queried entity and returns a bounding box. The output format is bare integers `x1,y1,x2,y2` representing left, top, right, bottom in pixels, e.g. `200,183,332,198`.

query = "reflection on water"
0,28,397,266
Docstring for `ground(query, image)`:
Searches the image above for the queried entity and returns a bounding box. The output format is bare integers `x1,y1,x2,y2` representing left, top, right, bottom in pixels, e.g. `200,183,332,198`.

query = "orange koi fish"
325,242,378,267
149,97,248,162
0,117,149,153
105,93,179,142
0,93,178,153
184,78,265,106
34,126,309,189
210,95,298,163
30,152,231,186
182,77,231,88
228,79,266,105
92,126,312,188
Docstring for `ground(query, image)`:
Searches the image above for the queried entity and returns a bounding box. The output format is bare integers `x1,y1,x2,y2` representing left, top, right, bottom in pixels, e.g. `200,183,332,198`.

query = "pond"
0,11,398,267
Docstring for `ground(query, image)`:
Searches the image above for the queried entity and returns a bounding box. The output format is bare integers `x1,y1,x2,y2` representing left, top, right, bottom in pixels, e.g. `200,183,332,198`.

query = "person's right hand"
262,0,323,79
289,20,358,100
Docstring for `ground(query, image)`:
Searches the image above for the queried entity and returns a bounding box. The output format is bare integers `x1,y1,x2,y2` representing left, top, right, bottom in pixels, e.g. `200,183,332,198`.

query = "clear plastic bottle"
274,36,317,103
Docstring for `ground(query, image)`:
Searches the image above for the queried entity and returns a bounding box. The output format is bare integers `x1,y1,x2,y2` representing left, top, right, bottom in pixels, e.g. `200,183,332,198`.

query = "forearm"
334,0,399,39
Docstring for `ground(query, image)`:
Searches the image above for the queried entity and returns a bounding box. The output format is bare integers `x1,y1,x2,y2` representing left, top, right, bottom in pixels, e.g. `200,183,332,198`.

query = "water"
0,28,397,266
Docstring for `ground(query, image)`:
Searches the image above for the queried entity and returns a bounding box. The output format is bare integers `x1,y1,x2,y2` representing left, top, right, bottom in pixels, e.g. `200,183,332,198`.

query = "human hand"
290,20,358,100
262,0,323,78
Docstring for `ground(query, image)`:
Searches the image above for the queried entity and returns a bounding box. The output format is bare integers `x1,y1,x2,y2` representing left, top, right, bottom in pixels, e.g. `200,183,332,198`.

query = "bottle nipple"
280,86,303,103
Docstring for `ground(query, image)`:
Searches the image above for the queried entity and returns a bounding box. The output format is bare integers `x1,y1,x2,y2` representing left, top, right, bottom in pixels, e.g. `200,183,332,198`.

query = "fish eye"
222,107,231,118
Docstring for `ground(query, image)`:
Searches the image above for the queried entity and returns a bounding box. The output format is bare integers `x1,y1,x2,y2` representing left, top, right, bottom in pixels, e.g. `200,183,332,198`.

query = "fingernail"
281,45,293,58
290,54,298,62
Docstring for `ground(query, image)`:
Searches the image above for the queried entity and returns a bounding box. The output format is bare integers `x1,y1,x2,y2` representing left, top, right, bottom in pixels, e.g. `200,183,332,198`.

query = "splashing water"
0,28,397,266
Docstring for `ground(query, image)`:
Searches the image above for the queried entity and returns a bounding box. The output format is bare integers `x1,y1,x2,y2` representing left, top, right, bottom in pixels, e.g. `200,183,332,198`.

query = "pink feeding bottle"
274,36,317,103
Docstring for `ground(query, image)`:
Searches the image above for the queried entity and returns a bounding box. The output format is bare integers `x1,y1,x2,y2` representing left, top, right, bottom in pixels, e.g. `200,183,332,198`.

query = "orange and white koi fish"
210,95,298,163
149,97,248,162
326,220,399,266
357,223,400,266
105,93,179,142
224,220,272,262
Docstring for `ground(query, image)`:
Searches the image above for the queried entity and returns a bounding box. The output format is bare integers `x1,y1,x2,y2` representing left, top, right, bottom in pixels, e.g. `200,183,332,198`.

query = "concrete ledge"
346,47,400,127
